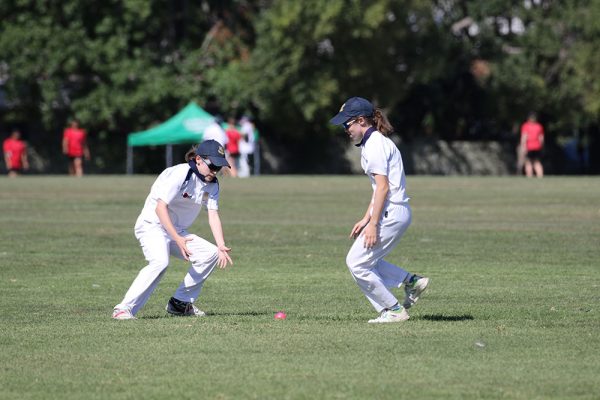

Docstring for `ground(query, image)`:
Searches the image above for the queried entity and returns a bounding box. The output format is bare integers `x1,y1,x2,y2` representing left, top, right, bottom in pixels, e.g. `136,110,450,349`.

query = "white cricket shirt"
203,122,228,146
360,130,409,208
135,163,219,232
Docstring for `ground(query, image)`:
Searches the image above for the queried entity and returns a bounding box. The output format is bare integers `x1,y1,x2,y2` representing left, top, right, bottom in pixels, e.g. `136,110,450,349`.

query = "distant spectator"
3,129,29,177
203,118,228,148
238,116,255,178
225,117,242,177
520,112,544,178
62,119,91,176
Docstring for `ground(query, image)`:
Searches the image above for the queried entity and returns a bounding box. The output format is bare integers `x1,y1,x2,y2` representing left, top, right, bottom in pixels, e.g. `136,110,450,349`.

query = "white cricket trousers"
115,223,219,315
346,203,412,313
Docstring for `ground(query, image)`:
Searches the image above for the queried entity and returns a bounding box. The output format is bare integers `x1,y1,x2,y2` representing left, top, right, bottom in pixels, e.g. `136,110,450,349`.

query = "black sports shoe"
165,297,206,316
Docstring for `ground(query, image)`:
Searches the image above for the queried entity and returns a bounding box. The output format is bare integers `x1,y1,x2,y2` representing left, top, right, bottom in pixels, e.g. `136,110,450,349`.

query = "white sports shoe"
112,307,136,320
403,276,430,309
368,308,410,323
165,297,206,317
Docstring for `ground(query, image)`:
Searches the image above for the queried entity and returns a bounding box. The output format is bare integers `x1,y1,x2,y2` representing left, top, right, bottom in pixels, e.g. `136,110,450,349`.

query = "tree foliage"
457,0,600,134
0,0,257,171
247,0,600,142
248,0,450,139
0,0,598,172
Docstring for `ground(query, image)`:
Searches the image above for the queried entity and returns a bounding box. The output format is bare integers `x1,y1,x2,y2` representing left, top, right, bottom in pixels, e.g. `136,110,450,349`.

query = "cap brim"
330,112,351,125
208,155,230,168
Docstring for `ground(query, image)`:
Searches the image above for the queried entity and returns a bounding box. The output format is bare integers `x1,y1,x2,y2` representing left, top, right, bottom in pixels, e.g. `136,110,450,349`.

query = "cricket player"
112,140,233,320
330,97,429,323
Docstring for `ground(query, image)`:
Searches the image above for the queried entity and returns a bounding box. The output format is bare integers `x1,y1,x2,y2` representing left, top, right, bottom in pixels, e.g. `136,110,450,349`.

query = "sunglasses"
202,157,222,172
343,118,359,130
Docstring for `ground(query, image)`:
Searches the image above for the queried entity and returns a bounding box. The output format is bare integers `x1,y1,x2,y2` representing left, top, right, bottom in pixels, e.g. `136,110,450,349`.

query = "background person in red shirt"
520,112,545,178
225,117,242,177
3,129,29,177
62,119,91,176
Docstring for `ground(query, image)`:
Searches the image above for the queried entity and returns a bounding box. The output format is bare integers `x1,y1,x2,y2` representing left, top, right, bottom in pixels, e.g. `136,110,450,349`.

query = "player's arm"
155,199,192,260
208,209,233,268
21,145,29,170
349,200,372,239
3,151,11,169
62,135,69,154
520,131,528,148
83,139,91,160
22,146,29,170
362,174,389,249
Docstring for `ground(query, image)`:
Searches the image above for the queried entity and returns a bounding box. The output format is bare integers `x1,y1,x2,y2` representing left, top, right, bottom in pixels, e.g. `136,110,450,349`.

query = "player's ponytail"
372,109,394,135
185,145,199,161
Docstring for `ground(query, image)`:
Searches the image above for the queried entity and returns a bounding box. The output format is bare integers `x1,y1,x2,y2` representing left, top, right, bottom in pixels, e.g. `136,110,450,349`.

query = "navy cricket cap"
197,139,230,168
329,97,374,125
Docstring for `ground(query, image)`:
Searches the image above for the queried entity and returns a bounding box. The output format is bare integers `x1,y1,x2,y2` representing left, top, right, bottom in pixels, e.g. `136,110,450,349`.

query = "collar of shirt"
355,126,377,147
185,160,219,188
187,159,205,182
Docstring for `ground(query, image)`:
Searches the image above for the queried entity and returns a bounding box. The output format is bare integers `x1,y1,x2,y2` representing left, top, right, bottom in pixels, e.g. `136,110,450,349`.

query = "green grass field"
1,175,599,399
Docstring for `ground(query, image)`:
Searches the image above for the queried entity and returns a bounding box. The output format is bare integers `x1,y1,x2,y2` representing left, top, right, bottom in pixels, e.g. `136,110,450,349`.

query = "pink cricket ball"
274,311,287,320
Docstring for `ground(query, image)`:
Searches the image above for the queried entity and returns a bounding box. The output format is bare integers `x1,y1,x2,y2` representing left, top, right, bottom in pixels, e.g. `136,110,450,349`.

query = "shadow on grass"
206,311,273,317
138,315,167,319
310,315,366,322
139,311,273,319
417,314,474,322
138,312,474,322
309,314,475,322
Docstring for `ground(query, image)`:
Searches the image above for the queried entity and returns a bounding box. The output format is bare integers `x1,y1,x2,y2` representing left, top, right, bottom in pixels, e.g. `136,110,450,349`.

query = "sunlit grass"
1,176,598,399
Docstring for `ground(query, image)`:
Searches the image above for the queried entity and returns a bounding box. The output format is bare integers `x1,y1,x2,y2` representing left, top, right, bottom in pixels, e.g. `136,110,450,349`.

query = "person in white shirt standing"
330,97,429,323
238,116,255,178
113,140,233,320
203,118,229,147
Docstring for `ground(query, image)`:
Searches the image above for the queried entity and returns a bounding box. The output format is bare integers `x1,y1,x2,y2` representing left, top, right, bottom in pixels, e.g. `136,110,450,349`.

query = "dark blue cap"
329,97,374,125
197,139,230,167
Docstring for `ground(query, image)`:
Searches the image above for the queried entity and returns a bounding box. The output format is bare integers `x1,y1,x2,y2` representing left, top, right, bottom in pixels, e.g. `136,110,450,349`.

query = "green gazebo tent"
126,102,215,174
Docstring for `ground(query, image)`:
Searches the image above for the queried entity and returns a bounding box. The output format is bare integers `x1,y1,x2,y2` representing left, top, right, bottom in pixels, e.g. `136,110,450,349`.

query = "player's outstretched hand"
350,217,369,239
362,223,378,249
175,236,194,261
217,244,233,269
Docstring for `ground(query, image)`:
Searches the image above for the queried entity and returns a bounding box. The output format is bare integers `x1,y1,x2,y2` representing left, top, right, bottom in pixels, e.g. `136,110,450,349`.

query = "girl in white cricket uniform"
113,140,233,320
330,97,429,323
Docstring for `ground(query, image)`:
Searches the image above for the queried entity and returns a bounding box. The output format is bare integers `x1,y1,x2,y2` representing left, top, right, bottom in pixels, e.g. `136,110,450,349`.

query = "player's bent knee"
346,253,365,272
186,235,219,264
346,253,356,269
346,256,374,280
208,246,219,262
199,245,218,263
147,258,169,272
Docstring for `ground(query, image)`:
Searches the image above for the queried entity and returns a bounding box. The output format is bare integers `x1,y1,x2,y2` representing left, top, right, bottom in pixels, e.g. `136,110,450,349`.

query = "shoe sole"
403,277,430,309
112,310,136,320
165,305,185,316
368,315,410,323
368,310,410,323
